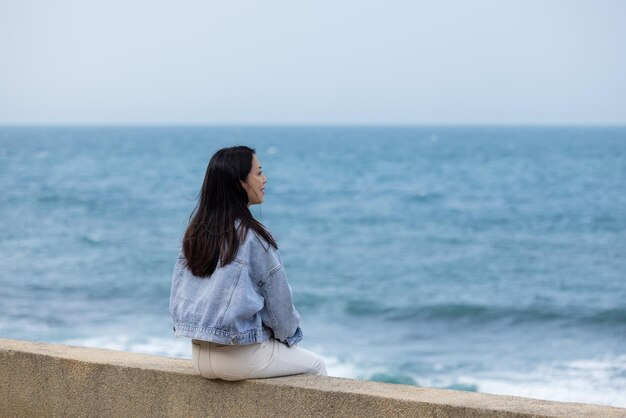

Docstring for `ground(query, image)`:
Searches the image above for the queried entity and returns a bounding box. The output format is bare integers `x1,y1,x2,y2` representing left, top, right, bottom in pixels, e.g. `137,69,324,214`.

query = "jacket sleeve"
259,263,303,347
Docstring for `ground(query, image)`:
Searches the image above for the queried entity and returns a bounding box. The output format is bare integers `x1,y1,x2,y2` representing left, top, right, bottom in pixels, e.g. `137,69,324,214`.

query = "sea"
0,125,624,408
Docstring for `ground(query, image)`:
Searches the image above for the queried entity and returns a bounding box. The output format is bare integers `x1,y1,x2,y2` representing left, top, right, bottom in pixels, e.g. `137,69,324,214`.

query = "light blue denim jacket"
169,221,303,347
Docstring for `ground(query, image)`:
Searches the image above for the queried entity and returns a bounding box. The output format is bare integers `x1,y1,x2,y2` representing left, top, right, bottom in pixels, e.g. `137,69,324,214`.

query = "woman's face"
241,154,266,206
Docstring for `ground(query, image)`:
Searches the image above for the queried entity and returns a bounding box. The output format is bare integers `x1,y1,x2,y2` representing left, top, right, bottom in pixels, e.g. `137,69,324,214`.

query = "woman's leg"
246,338,327,379
192,338,327,380
191,339,219,379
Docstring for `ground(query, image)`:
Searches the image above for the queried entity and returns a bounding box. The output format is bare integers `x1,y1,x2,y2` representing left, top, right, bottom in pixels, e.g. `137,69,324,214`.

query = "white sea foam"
63,335,191,359
303,342,384,380
417,355,626,408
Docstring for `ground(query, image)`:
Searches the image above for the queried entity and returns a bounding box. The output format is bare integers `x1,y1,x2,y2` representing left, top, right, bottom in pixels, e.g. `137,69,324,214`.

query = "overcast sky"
1,0,625,125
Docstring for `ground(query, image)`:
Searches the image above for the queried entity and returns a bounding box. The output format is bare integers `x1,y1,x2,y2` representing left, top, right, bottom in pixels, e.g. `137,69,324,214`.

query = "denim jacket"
169,221,303,347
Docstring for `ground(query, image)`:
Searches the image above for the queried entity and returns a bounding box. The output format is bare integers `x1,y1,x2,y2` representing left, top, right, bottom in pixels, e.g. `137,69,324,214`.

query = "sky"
1,0,625,125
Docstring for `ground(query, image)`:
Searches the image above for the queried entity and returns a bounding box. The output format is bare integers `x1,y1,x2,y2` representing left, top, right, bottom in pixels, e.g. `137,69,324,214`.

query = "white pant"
191,338,327,381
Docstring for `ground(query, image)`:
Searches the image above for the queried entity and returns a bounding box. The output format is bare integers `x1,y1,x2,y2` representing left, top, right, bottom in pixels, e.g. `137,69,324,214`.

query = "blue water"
1,125,625,407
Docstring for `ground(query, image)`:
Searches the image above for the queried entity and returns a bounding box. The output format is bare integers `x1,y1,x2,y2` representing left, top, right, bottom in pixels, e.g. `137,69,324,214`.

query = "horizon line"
1,122,626,128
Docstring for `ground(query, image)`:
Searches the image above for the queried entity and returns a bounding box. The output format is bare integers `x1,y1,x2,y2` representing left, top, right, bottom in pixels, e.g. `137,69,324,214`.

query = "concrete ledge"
0,338,624,417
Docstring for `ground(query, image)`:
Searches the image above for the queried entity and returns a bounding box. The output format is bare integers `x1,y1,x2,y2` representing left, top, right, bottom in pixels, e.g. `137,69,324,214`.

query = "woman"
169,145,327,381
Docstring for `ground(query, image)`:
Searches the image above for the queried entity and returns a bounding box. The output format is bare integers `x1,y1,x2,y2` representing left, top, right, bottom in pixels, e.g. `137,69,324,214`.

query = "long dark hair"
182,145,278,277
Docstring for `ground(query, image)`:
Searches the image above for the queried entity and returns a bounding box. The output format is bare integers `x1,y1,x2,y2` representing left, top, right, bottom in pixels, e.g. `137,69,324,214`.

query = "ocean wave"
386,303,564,324
404,192,444,203
370,372,418,385
343,300,626,327
580,307,626,325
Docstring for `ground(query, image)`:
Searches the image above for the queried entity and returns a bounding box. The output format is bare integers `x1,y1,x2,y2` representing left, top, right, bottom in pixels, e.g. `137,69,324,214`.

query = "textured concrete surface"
1,338,624,417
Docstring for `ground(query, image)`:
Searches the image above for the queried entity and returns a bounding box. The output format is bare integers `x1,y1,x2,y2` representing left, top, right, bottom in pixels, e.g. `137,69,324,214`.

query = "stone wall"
0,338,624,417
